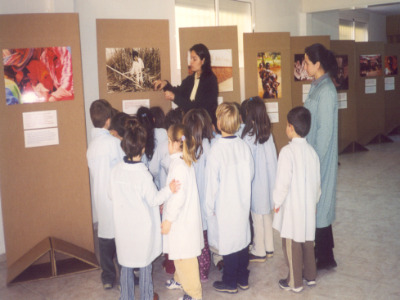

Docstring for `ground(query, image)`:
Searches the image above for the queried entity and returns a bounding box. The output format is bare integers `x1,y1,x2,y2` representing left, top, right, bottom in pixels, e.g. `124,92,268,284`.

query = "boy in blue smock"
205,102,254,294
87,99,124,289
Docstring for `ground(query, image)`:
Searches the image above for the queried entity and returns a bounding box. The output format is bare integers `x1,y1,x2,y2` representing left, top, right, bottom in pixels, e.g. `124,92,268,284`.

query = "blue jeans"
120,264,153,300
222,246,250,288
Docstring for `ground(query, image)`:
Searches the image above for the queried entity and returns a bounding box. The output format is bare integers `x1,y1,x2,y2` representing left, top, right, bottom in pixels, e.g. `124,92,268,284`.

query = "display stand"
243,32,291,151
355,42,388,145
179,26,241,104
331,40,368,154
96,19,171,113
0,14,97,284
384,43,400,135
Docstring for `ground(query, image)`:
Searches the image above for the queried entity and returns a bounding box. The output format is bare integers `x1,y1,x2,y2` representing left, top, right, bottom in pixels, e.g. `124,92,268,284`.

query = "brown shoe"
153,292,159,300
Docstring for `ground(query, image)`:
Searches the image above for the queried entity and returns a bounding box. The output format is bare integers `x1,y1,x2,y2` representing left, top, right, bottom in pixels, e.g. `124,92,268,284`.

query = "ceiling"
360,2,400,16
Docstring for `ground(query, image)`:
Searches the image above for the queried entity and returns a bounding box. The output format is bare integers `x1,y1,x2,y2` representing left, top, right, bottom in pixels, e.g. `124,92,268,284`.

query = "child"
272,106,321,293
205,102,254,294
137,106,156,166
162,124,204,300
86,99,124,289
109,111,130,140
183,108,214,282
241,97,277,262
109,119,180,300
150,106,166,129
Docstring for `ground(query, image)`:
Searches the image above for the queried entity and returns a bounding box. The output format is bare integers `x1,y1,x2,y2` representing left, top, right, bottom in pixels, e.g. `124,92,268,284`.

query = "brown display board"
97,19,171,113
384,43,400,134
179,26,241,104
0,14,97,283
243,32,291,152
290,36,330,108
355,42,386,145
331,40,361,153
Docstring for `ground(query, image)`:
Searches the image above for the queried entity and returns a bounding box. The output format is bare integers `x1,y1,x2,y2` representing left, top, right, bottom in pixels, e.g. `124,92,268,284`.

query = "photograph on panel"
187,49,233,92
257,51,281,99
333,55,349,91
384,55,398,76
294,53,313,82
3,47,74,105
106,48,161,93
359,54,383,77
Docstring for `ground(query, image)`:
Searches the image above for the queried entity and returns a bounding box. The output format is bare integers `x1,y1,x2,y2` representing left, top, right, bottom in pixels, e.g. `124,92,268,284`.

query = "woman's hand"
153,80,167,91
161,220,172,234
164,90,175,101
169,179,181,194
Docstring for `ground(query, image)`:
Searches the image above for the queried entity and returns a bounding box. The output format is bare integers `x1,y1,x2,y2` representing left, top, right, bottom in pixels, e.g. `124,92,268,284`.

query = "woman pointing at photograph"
153,43,219,126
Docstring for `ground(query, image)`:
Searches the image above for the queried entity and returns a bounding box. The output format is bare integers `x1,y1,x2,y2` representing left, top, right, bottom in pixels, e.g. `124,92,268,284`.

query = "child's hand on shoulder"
274,206,280,213
161,220,171,235
169,179,181,194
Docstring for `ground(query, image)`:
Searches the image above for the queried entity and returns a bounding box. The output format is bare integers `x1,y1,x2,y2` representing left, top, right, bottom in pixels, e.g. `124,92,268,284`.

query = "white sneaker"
165,278,183,290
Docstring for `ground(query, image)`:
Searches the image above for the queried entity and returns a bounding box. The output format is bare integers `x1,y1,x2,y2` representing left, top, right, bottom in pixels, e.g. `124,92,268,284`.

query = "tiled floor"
1,138,399,300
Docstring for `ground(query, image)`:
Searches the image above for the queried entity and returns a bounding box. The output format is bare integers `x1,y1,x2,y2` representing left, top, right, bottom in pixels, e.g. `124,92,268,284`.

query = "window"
339,19,368,42
175,0,253,67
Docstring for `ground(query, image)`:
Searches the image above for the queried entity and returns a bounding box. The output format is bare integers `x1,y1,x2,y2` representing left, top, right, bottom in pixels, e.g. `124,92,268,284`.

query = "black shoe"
303,278,316,286
249,253,267,263
238,283,249,290
278,279,303,293
266,251,274,258
213,281,238,294
316,259,337,270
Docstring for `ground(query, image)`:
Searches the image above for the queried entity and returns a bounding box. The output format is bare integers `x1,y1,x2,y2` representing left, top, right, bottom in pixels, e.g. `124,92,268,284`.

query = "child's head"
241,96,271,144
216,102,240,135
136,106,155,161
150,106,166,129
90,99,114,128
165,107,185,130
121,118,147,159
183,108,213,159
110,112,130,139
132,50,139,61
167,124,197,166
286,106,311,138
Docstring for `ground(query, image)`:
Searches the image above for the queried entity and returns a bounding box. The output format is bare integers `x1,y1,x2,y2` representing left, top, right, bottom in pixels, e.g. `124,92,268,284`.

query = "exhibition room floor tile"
1,138,399,299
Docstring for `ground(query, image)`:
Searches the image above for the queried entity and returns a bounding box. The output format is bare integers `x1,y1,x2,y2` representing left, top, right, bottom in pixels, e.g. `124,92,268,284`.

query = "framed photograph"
359,54,383,77
257,52,282,99
3,47,74,105
106,47,161,93
384,55,398,76
294,54,313,81
332,55,349,91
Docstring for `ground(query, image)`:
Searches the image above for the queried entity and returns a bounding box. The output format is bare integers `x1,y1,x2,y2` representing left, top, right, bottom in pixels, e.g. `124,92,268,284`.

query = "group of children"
87,96,321,300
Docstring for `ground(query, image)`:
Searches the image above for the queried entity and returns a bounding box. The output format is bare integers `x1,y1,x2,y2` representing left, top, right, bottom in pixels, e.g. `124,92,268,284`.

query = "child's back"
206,135,254,255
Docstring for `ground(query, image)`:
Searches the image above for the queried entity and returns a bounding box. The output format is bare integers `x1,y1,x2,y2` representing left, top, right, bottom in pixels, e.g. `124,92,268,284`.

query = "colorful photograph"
294,54,313,81
257,52,281,99
359,54,383,77
384,55,398,76
332,55,349,91
188,49,233,92
3,47,74,105
106,48,161,93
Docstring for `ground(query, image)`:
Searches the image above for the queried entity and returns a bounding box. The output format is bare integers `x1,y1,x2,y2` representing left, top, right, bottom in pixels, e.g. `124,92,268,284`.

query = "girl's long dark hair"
136,106,155,161
241,96,271,144
183,108,213,160
305,43,338,77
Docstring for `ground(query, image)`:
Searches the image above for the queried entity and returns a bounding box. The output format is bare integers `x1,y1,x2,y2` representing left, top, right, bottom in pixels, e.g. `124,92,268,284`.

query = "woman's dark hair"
190,43,212,76
150,106,166,129
241,96,271,144
240,99,249,123
165,107,185,129
121,118,147,159
110,112,130,138
305,43,338,77
183,109,213,160
136,106,155,161
287,106,311,138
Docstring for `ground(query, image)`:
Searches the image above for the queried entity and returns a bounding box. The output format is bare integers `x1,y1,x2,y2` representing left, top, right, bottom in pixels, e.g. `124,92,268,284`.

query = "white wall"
310,10,340,39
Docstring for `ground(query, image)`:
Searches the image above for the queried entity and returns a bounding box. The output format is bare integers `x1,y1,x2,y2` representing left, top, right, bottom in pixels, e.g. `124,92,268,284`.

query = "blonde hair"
168,124,197,166
216,102,240,134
